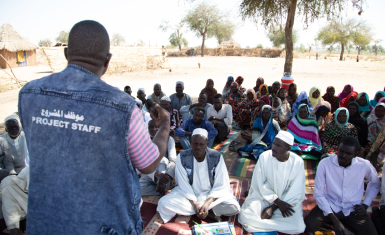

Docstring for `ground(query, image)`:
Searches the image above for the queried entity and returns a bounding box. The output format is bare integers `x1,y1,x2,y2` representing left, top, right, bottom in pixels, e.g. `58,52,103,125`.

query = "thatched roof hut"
0,23,38,68
217,38,241,49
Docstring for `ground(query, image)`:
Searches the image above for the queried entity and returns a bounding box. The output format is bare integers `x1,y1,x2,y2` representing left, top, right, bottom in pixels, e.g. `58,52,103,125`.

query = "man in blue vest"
157,128,240,223
18,20,170,235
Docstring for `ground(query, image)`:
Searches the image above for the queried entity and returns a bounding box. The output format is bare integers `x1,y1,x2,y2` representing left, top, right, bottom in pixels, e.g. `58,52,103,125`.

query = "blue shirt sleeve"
204,119,218,140
174,119,189,137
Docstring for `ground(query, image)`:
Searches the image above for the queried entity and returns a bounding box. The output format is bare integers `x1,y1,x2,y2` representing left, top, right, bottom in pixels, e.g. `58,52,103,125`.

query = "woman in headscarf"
369,91,385,107
277,88,292,120
201,79,217,105
322,86,340,113
239,105,281,159
369,97,385,116
287,83,298,108
366,124,385,171
310,101,332,132
224,82,246,115
251,95,271,125
347,101,368,149
341,91,358,108
222,76,234,96
235,89,259,129
253,77,264,94
271,96,291,130
292,91,313,117
288,104,322,159
367,103,385,145
357,92,373,119
256,84,269,98
309,87,323,108
323,107,358,154
235,76,246,93
338,84,354,103
268,81,281,98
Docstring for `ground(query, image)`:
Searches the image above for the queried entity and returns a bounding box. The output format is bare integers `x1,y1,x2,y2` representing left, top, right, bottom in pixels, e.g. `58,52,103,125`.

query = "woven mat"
229,156,319,187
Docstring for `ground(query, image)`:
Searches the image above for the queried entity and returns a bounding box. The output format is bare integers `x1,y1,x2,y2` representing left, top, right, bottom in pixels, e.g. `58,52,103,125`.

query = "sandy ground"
1,56,385,132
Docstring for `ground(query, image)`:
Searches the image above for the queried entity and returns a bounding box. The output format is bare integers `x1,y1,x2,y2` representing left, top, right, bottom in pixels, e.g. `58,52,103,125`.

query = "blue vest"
18,65,143,235
179,147,221,187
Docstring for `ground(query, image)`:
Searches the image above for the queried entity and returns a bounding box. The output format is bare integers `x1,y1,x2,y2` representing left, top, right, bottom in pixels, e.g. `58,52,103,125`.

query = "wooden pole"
40,41,55,73
0,54,22,86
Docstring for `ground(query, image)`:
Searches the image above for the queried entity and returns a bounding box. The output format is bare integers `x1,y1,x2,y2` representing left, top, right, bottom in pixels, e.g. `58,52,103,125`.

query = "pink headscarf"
338,84,354,102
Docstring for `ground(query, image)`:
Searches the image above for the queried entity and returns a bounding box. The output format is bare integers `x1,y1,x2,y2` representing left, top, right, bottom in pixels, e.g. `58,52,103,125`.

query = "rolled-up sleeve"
127,106,159,169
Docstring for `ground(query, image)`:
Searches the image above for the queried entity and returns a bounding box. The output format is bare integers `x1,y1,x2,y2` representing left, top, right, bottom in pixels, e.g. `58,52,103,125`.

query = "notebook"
192,221,235,235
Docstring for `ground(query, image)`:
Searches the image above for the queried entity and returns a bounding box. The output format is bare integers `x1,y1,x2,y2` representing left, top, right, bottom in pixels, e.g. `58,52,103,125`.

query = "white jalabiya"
238,150,306,234
0,167,29,230
157,152,240,223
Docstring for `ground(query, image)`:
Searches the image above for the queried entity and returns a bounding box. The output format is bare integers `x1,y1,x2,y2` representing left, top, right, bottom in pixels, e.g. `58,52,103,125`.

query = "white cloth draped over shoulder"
238,150,306,234
157,152,240,223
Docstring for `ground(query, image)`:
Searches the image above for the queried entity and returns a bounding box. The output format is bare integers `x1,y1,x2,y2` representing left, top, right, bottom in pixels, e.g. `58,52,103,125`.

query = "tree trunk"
179,45,182,51
340,43,344,61
284,0,298,73
358,46,361,55
201,34,206,57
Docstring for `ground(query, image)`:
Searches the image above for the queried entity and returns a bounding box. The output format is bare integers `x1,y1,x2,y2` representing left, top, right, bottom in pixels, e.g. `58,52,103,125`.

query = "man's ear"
64,47,68,60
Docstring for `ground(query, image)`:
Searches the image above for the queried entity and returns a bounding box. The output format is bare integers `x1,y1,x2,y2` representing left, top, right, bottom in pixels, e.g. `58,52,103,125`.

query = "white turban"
192,128,208,139
138,88,145,93
5,115,19,125
176,81,184,87
160,96,171,102
275,131,294,146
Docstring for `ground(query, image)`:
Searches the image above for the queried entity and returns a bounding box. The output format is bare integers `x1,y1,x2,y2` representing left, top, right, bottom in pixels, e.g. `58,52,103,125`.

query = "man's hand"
273,198,295,218
353,204,368,215
156,183,166,195
329,213,346,235
261,205,277,219
208,116,214,122
158,174,171,185
189,200,201,215
150,104,170,128
198,202,210,219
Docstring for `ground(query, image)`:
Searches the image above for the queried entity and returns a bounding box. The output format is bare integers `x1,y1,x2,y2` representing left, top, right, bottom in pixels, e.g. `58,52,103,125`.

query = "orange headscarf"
341,91,358,108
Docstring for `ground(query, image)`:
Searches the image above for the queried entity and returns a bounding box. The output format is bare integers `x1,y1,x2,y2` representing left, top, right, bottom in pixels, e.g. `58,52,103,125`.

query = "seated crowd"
2,71,385,234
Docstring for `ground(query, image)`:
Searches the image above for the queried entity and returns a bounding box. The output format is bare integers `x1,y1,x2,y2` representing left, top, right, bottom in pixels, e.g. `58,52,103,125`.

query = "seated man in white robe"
0,166,29,235
157,128,240,223
140,120,177,196
238,131,306,234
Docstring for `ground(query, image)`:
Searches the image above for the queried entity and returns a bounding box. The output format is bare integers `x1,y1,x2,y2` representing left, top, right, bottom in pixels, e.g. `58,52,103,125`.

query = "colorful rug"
229,155,319,187
176,130,241,154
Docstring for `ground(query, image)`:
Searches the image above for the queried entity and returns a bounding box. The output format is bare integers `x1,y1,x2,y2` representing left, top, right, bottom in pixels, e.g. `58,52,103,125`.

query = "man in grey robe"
180,92,212,121
169,81,192,113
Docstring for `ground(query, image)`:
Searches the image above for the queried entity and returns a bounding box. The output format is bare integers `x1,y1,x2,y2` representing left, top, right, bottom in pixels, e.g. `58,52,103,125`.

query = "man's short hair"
213,93,222,100
195,107,206,115
339,136,360,152
200,92,208,98
67,20,110,67
124,86,131,90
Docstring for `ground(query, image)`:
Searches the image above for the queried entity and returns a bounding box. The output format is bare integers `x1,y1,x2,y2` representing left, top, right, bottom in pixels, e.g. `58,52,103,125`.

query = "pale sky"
1,0,384,49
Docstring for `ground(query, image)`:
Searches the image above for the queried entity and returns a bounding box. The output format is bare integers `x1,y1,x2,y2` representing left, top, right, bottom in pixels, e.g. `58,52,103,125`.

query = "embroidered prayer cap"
176,81,184,87
192,128,208,139
138,88,145,93
275,130,294,146
160,96,171,102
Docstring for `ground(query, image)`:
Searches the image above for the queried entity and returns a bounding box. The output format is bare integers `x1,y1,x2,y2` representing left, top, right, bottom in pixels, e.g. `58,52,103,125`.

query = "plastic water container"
281,72,294,91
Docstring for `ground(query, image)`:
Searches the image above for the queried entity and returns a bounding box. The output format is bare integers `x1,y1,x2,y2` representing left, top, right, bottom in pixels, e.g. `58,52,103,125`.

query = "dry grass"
0,72,18,92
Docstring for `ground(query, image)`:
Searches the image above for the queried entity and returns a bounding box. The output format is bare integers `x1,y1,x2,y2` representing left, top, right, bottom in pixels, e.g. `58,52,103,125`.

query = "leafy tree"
239,0,365,72
316,19,370,60
372,39,382,56
351,25,372,55
39,39,52,47
267,25,298,48
184,2,227,57
212,20,236,44
56,31,69,44
111,33,126,46
159,20,188,51
256,44,263,49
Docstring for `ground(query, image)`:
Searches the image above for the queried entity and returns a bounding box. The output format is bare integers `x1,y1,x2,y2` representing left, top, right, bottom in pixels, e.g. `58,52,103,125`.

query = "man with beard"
180,92,212,121
238,131,306,234
157,128,240,223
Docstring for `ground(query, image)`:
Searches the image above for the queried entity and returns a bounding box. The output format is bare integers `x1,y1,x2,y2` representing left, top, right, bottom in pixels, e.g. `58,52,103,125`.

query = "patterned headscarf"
292,91,313,116
260,95,271,105
259,84,268,96
246,88,257,100
236,76,244,84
